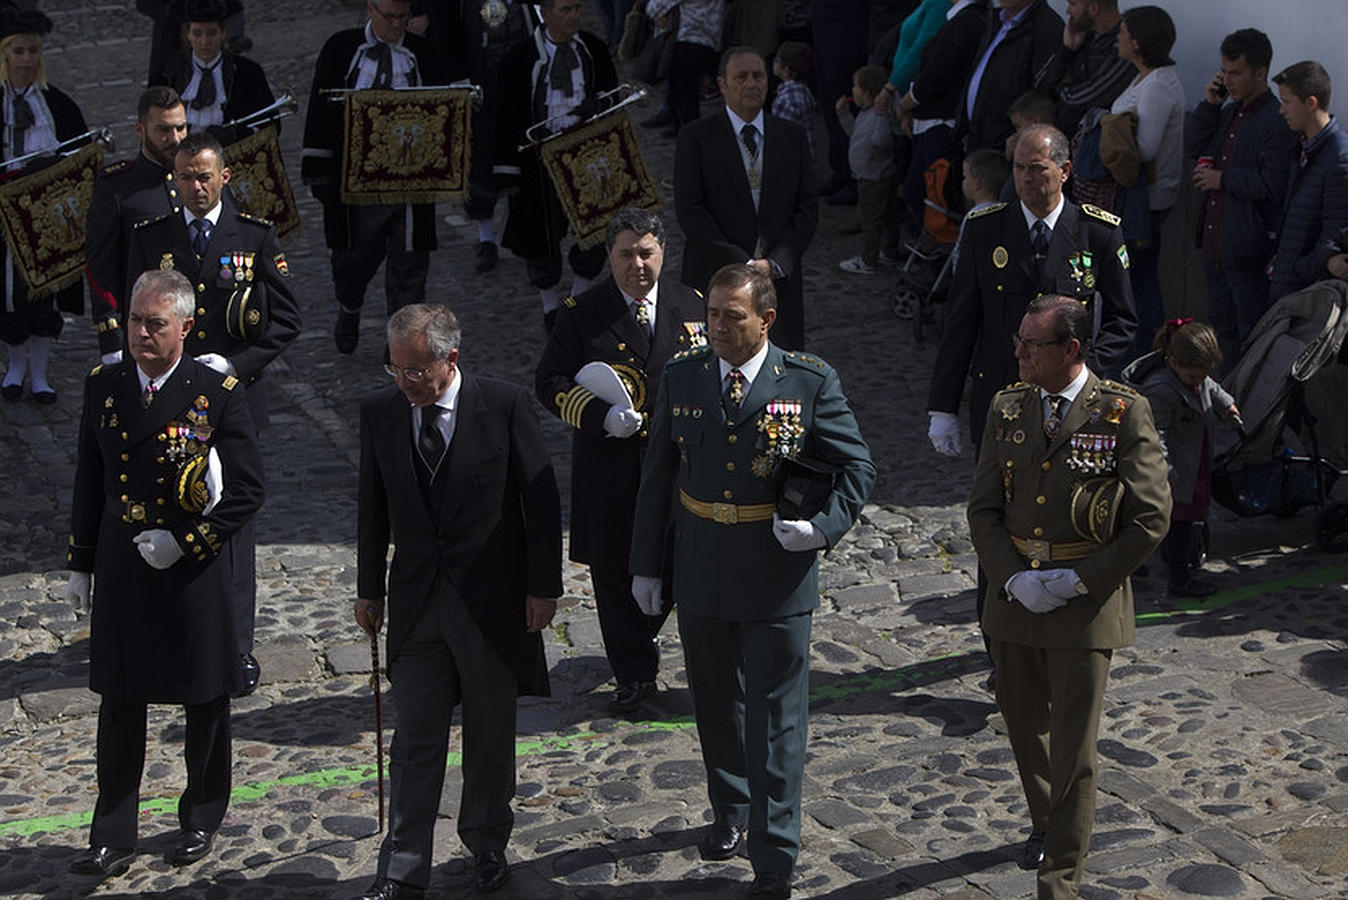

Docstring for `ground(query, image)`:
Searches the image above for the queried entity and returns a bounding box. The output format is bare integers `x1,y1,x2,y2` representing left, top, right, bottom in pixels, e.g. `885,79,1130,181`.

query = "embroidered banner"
223,125,300,240
0,142,102,296
540,111,659,249
340,88,472,205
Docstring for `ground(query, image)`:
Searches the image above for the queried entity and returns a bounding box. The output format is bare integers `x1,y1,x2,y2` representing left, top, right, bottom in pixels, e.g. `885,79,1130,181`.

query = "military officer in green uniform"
967,295,1170,899
630,264,875,899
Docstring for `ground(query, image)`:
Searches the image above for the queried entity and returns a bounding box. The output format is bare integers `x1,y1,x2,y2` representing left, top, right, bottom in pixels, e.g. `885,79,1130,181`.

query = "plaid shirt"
771,80,816,160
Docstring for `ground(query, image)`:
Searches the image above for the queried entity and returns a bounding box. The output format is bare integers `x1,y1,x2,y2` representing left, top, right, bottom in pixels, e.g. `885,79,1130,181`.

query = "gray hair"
1018,123,1070,166
387,303,462,359
130,269,194,321
605,208,665,250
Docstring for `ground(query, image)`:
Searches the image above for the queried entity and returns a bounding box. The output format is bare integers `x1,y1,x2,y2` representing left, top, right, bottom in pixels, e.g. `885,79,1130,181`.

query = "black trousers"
377,576,518,889
669,42,718,130
89,694,231,848
331,204,429,316
590,565,672,684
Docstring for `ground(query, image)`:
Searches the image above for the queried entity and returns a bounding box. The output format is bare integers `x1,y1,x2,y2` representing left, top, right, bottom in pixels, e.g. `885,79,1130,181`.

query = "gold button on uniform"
197,283,206,292
1030,559,1041,568
726,462,735,471
1033,526,1043,537
1036,495,1046,505
723,490,733,500
197,307,206,315
119,474,128,483
1041,461,1051,470
197,330,206,339
120,453,129,461
728,435,738,444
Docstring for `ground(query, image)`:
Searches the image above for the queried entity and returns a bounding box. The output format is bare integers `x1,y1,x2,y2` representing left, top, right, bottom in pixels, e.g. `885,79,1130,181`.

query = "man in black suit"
674,46,817,351
128,130,302,692
535,208,705,716
66,268,264,877
957,0,1062,153
301,0,447,354
355,304,562,899
928,124,1136,458
85,86,187,363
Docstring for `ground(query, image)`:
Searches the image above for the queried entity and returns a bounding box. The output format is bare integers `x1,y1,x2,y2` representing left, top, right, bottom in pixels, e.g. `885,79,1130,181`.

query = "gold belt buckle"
1024,538,1051,562
712,502,739,525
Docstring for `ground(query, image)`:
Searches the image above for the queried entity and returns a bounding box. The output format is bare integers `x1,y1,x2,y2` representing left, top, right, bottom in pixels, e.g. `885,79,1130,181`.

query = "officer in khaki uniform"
967,295,1169,899
534,209,705,716
630,264,874,899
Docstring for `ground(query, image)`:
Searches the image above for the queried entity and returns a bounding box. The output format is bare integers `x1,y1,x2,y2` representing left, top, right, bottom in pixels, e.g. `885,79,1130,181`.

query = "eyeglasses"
369,4,412,23
1012,335,1066,351
384,362,435,382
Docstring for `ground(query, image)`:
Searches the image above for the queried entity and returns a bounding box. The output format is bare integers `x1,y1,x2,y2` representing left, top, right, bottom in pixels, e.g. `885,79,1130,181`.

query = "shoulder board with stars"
966,202,1007,220
222,375,239,390
1099,378,1139,397
1081,203,1122,226
133,211,175,230
562,295,577,309
671,344,713,362
783,351,830,373
237,211,274,227
97,159,130,178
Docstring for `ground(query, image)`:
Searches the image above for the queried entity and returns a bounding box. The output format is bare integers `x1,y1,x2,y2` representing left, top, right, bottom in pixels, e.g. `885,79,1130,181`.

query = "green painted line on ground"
5,563,1344,840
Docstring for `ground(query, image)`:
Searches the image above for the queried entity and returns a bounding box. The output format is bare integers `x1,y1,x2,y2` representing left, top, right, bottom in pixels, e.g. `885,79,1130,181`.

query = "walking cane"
370,629,385,833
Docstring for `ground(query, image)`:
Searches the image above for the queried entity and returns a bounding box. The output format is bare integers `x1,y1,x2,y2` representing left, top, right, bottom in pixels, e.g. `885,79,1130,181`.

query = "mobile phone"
1215,79,1228,99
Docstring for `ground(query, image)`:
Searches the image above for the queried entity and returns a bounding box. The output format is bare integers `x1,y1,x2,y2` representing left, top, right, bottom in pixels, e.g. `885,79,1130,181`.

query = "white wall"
1046,0,1348,111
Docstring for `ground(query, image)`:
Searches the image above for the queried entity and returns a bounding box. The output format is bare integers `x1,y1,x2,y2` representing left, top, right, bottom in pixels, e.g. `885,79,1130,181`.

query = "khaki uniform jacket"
968,370,1170,649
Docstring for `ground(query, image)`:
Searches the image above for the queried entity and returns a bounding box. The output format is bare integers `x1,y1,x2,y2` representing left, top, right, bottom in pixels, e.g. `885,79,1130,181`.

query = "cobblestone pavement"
2,2,1348,898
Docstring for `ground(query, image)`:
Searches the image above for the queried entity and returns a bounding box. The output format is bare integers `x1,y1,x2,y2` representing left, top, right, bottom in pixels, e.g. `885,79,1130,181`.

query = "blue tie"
191,218,211,256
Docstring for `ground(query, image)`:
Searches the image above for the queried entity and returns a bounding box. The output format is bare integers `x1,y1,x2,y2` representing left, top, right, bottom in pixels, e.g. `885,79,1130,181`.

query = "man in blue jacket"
1188,29,1296,371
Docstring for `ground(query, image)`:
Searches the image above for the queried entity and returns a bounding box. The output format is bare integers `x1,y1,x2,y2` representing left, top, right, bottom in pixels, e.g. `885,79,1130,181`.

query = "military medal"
1001,398,1022,421
758,399,804,460
219,254,232,281
481,0,508,27
160,252,175,271
244,252,255,282
233,252,245,281
1081,251,1095,289
683,321,707,348
751,454,775,478
1012,429,1025,444
993,246,1009,269
1105,397,1127,424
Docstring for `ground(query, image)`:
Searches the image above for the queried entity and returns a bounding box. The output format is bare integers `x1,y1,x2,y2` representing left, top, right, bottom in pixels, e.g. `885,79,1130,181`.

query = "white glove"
100,350,122,366
1006,570,1068,614
65,572,91,613
195,353,237,377
603,405,643,438
631,575,663,616
1040,568,1086,600
772,513,828,552
133,529,184,570
928,411,962,457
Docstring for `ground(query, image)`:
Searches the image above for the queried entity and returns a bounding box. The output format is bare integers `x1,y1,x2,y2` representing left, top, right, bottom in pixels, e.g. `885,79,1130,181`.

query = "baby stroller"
1211,279,1348,551
891,157,961,342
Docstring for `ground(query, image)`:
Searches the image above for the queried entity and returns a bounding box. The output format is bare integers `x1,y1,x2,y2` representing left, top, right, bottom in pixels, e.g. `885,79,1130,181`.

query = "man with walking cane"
353,303,563,899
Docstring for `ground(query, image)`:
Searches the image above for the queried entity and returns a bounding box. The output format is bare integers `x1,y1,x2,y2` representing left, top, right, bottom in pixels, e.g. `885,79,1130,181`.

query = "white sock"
539,287,560,314
570,275,591,296
3,340,27,387
476,221,495,244
27,335,52,393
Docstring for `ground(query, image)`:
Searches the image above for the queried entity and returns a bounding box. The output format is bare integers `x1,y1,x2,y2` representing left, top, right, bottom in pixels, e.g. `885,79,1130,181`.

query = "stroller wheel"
1316,502,1348,552
891,286,919,321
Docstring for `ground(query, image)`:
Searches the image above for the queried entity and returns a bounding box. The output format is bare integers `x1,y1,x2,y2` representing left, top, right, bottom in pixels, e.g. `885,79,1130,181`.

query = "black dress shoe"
357,877,425,899
33,388,56,405
751,870,792,898
474,848,509,893
170,829,214,865
69,845,134,877
608,680,655,716
1019,831,1046,870
0,383,20,401
698,817,743,860
475,241,499,273
335,310,360,354
235,652,261,697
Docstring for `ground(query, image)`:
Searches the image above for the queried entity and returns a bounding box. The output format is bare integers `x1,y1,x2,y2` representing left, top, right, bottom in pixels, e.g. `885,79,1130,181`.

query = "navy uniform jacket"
967,371,1169,649
535,277,705,569
127,192,301,384
928,199,1137,446
85,154,182,355
630,343,875,620
68,357,264,703
358,374,562,695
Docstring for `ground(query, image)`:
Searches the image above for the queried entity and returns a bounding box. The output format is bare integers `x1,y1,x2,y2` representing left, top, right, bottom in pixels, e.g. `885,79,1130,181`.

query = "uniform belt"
679,489,775,525
1012,535,1096,563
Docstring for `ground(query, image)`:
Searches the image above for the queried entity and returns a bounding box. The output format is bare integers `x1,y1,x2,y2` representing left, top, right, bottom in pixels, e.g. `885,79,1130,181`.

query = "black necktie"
1031,219,1051,257
1044,394,1067,438
741,123,759,159
418,405,447,471
191,218,211,256
368,41,393,88
192,60,219,110
11,89,34,153
550,41,578,97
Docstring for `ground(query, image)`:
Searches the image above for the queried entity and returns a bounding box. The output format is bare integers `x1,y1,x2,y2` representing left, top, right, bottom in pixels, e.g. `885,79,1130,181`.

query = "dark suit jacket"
674,110,817,349
151,50,276,145
535,277,705,569
358,374,562,696
127,192,301,383
928,199,1136,446
69,357,264,703
957,0,1062,152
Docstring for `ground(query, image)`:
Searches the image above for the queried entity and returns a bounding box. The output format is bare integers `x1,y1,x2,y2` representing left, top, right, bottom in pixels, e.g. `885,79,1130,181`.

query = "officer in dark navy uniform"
126,129,300,695
84,86,186,362
535,208,705,716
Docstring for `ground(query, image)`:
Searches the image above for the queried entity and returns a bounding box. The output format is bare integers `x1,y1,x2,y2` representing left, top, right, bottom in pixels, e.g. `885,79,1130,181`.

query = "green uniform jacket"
968,370,1170,648
630,343,875,620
